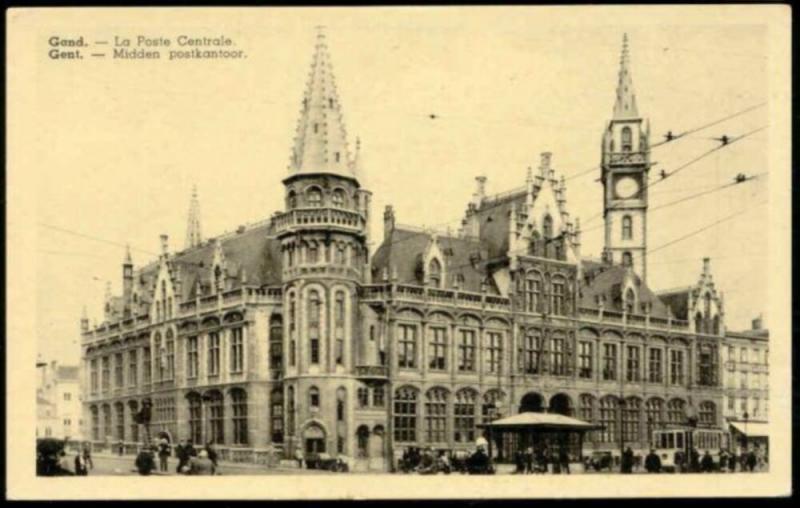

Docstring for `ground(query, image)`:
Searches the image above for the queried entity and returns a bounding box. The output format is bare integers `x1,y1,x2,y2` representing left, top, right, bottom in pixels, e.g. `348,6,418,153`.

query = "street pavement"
82,453,330,476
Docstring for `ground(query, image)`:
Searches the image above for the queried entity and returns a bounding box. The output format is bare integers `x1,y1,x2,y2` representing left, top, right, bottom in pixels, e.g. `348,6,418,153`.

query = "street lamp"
619,398,626,472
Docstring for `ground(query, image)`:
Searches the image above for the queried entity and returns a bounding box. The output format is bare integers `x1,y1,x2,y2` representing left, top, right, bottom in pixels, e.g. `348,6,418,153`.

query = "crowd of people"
640,445,767,473
513,445,572,474
398,446,493,474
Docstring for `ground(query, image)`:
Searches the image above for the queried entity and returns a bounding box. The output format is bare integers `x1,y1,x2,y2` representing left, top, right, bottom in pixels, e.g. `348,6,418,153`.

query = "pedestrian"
746,450,757,472
294,443,303,469
186,449,216,475
513,449,524,474
728,450,737,472
157,437,170,472
700,450,714,472
559,447,570,475
175,439,188,474
719,450,728,472
187,440,197,457
524,446,534,474
645,448,662,473
74,452,88,476
82,442,94,470
621,447,634,474
689,447,700,473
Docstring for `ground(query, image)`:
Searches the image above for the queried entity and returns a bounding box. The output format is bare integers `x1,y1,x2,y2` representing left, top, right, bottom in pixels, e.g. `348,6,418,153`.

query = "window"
271,388,284,443
307,188,322,207
208,391,224,444
740,347,747,362
101,356,110,391
90,359,98,394
602,344,617,380
230,327,244,373
698,401,716,426
669,350,684,385
520,329,542,375
626,346,640,382
356,426,369,458
550,336,567,375
307,243,319,264
308,290,321,364
482,391,504,425
486,331,503,374
186,336,198,379
128,350,138,386
728,346,735,362
599,397,618,443
91,406,99,440
698,348,715,386
287,387,295,437
621,126,632,151
579,395,595,432
357,387,369,407
525,274,542,313
287,190,297,209
739,397,747,414
740,371,748,389
622,215,633,240
142,347,151,383
457,329,476,371
578,342,593,379
542,214,553,240
114,353,124,387
425,388,448,443
622,398,641,442
667,399,685,425
309,387,320,409
373,385,385,407
648,348,663,383
334,243,346,265
428,327,447,370
551,278,566,315
208,332,220,376
102,404,111,439
165,331,175,380
428,258,442,288
624,289,635,314
334,291,345,366
332,189,346,207
398,324,417,369
645,398,664,430
454,390,477,443
128,401,139,442
337,389,345,421
394,387,418,442
752,397,760,418
622,251,633,268
269,315,283,371
289,293,297,367
187,394,202,444
231,389,248,445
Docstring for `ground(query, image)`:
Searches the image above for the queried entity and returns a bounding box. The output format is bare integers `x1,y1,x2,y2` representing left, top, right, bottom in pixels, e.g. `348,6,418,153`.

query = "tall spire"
185,185,202,249
288,28,355,179
124,244,132,265
613,33,639,120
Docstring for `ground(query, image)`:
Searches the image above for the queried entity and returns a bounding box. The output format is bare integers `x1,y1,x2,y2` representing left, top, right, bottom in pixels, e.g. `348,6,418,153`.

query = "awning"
730,421,769,438
479,412,602,431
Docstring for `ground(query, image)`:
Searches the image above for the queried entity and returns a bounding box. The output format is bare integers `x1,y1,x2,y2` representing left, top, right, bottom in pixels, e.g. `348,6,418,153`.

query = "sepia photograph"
6,5,791,499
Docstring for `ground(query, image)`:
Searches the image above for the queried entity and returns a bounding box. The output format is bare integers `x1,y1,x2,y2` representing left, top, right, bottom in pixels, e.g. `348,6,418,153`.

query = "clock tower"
601,34,651,283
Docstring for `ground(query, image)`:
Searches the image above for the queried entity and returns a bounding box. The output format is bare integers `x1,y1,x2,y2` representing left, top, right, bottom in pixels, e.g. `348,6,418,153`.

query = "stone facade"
81,32,738,472
722,317,769,424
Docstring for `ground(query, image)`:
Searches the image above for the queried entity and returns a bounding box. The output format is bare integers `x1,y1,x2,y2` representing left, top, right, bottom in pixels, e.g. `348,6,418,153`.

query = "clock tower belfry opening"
601,33,651,283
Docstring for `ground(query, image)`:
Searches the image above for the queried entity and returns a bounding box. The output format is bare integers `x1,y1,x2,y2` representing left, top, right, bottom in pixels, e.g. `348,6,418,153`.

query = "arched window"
207,390,224,444
187,393,202,444
428,258,442,288
309,386,320,409
165,329,175,380
269,315,283,371
695,313,703,334
332,189,346,208
306,187,322,207
308,290,321,364
698,401,716,426
453,389,477,443
622,397,641,442
645,398,664,431
621,126,633,152
481,390,505,425
551,276,566,316
287,190,297,209
153,333,163,381
624,289,635,314
394,387,418,442
287,386,295,437
336,387,346,422
307,242,319,264
90,405,99,440
667,399,686,425
271,388,284,443
712,315,720,335
356,425,370,458
542,214,553,239
622,251,633,268
114,402,125,441
622,215,633,240
128,400,140,442
231,388,248,445
579,394,595,424
598,396,618,443
334,291,346,366
425,388,448,443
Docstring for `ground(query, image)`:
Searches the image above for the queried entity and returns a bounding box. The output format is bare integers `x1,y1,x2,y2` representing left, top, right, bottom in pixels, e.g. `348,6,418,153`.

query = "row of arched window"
286,186,360,210
519,272,570,316
285,289,349,368
283,240,364,268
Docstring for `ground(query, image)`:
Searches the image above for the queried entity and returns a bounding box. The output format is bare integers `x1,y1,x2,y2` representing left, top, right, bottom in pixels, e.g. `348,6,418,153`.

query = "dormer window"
332,189,346,208
428,258,442,288
622,251,633,268
287,190,297,209
624,288,635,314
307,188,322,207
542,215,553,239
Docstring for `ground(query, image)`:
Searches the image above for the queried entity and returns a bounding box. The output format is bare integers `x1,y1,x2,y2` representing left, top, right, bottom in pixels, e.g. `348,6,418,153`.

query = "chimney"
122,245,133,314
702,257,711,276
473,176,487,206
752,315,763,331
383,205,395,241
160,234,169,256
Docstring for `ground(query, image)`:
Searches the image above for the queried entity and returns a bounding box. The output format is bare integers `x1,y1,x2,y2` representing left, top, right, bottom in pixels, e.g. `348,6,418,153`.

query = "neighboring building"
37,359,82,440
81,31,737,472
722,316,769,424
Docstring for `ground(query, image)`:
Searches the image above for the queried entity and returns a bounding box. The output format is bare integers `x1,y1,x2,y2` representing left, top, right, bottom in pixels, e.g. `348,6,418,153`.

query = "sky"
26,8,773,365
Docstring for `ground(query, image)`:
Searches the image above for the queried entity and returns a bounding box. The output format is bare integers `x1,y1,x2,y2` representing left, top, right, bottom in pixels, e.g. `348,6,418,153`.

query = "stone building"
37,359,82,440
81,31,734,472
722,316,769,424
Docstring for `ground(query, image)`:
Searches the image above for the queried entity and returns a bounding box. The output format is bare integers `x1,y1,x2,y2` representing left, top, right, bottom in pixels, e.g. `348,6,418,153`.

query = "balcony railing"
272,207,366,235
360,283,511,312
355,365,389,378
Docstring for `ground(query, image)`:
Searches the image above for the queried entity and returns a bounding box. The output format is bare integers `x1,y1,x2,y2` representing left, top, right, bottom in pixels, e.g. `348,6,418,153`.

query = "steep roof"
656,288,690,321
475,190,526,259
580,260,671,319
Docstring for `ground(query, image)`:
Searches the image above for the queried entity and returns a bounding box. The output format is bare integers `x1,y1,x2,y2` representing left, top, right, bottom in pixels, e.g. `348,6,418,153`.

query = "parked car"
305,452,349,472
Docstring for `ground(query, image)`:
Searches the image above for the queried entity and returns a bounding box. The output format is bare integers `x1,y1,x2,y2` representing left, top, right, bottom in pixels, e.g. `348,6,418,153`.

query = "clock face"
615,176,640,199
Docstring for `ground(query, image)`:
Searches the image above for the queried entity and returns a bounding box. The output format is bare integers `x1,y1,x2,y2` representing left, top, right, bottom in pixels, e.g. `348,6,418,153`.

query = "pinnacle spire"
185,185,202,249
288,29,355,179
124,244,132,265
613,33,639,120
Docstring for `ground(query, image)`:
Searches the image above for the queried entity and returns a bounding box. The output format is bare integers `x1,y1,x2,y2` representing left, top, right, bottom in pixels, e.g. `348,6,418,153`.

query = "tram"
652,426,731,472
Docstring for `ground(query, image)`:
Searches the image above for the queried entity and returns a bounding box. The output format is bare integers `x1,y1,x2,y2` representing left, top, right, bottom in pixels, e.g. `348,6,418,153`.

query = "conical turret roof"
613,34,639,120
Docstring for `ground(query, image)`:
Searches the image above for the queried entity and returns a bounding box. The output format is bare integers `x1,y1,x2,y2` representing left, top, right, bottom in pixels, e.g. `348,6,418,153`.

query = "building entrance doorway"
305,438,325,454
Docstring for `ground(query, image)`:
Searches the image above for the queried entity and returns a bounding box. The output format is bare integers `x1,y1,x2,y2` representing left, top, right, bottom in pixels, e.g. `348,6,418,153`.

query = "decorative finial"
124,244,132,264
